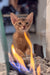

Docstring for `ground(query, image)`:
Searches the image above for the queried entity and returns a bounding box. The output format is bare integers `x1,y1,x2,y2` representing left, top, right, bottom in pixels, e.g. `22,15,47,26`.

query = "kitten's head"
10,12,33,32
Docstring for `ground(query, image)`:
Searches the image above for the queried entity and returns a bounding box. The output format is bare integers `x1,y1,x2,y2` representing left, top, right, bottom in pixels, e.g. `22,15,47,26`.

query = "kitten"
10,12,33,57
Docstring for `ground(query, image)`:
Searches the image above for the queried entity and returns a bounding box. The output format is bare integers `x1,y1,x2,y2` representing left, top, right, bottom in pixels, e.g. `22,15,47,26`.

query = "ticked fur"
10,12,33,57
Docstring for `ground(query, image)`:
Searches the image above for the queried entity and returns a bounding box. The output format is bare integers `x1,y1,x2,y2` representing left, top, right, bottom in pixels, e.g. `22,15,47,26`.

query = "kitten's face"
10,13,33,32
14,18,32,32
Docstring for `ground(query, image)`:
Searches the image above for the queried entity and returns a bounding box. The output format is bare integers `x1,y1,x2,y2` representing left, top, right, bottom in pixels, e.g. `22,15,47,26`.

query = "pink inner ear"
12,18,17,24
10,13,18,25
26,12,33,23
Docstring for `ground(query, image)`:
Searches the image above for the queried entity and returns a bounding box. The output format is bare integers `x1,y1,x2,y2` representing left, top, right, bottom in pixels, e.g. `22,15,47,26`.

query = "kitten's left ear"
26,12,34,24
10,13,18,25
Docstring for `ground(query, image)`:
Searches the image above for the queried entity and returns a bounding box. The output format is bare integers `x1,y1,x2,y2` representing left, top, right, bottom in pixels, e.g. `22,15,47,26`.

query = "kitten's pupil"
19,22,21,25
26,22,28,25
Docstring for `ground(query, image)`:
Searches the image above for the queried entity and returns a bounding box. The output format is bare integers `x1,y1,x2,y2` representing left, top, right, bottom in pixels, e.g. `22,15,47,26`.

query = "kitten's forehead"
18,18,27,21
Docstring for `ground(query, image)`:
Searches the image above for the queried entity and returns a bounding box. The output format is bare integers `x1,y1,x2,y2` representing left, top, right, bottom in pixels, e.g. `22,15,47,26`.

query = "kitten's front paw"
16,49,26,57
25,49,36,57
25,49,30,56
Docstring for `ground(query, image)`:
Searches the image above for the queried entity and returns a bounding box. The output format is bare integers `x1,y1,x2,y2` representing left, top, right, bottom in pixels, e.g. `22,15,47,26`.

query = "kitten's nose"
23,26,25,29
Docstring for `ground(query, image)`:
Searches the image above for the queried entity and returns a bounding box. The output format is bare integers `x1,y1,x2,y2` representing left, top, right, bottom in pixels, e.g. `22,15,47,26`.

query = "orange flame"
11,32,40,75
24,32,36,75
37,65,41,75
11,44,26,69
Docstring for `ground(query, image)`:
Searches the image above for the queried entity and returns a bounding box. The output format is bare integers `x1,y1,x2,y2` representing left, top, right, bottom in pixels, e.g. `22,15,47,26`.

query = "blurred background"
0,0,50,64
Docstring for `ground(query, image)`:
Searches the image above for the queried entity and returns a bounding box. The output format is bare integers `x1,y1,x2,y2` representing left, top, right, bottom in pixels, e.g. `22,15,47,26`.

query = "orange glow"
11,32,41,75
11,44,26,69
37,65,40,75
24,32,36,75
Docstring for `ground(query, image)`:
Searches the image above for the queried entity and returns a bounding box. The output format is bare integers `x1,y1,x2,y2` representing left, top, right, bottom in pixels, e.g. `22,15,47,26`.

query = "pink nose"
23,26,25,29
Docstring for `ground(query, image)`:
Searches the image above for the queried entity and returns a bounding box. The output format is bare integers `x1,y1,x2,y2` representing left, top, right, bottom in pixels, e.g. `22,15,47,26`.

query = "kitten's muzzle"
23,26,25,29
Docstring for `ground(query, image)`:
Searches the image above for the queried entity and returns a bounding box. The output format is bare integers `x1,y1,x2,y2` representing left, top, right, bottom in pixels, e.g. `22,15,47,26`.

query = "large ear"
10,13,18,25
26,12,34,24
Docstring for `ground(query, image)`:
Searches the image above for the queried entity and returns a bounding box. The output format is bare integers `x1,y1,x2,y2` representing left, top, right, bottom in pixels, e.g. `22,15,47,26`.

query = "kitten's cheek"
19,28,21,30
21,27,24,29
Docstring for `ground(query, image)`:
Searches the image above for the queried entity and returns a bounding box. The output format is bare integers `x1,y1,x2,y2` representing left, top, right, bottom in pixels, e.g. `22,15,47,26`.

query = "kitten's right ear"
10,13,18,25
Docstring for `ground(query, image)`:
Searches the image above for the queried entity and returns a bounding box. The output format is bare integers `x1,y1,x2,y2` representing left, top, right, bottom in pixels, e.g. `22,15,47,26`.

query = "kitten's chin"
16,29,28,33
21,30,27,32
22,28,29,32
16,28,26,32
20,30,28,33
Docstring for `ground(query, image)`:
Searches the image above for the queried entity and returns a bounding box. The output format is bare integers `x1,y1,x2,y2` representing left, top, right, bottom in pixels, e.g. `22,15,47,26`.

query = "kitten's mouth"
23,26,26,30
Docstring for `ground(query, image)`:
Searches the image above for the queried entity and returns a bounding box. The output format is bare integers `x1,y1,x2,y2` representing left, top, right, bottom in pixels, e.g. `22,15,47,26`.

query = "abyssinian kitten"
10,12,33,57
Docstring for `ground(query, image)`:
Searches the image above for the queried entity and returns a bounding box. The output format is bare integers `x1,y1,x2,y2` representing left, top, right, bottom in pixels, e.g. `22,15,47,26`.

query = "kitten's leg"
25,48,30,56
25,48,36,57
16,48,26,57
11,47,26,57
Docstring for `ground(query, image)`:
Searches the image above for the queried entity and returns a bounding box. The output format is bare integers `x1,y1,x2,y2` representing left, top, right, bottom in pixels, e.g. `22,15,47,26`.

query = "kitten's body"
13,32,29,57
10,13,33,57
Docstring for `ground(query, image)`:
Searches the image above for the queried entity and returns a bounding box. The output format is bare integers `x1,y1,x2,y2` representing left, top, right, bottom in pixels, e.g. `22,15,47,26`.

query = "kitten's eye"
18,22,21,25
26,22,28,25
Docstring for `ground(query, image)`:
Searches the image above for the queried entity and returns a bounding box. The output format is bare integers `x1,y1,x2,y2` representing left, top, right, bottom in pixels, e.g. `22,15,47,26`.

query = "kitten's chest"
16,34,27,50
17,35,27,46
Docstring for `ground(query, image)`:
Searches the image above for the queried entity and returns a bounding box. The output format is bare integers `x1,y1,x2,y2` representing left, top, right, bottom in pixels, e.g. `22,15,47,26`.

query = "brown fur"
10,12,33,57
